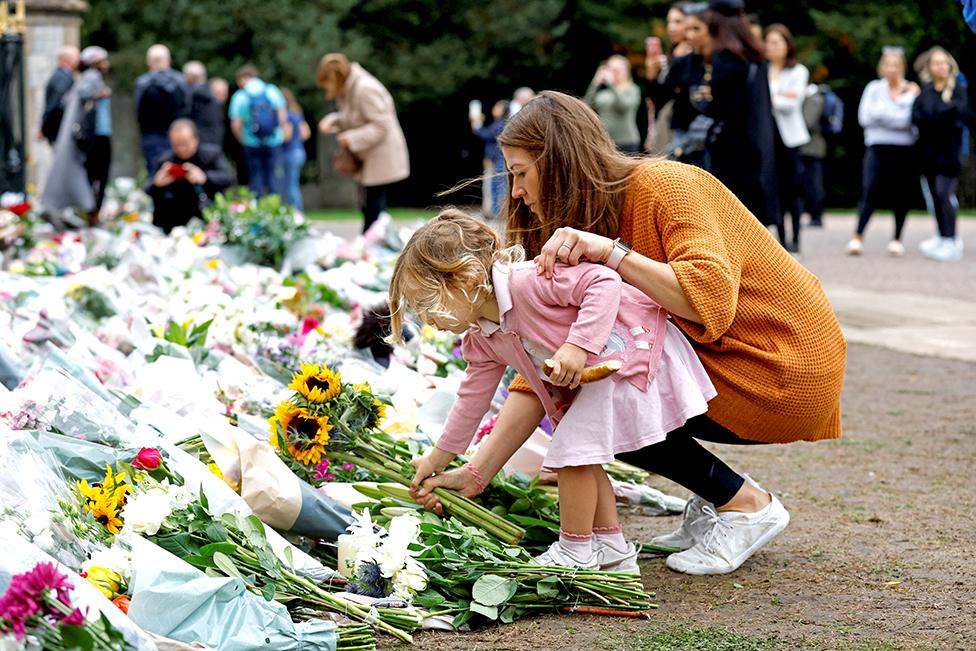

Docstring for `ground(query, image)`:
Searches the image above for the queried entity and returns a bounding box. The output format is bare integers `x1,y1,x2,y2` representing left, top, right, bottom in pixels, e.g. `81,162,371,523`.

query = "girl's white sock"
558,530,593,560
593,525,627,552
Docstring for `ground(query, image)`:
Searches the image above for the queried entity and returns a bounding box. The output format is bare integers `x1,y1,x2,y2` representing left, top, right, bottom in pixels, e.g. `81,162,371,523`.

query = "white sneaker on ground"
594,541,641,575
845,237,864,255
886,240,905,257
532,541,599,570
665,494,790,575
651,494,712,551
919,234,941,255
923,237,963,262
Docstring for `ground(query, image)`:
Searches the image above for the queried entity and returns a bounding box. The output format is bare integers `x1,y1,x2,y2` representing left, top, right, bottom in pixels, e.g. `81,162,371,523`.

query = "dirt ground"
327,215,975,651
381,341,974,651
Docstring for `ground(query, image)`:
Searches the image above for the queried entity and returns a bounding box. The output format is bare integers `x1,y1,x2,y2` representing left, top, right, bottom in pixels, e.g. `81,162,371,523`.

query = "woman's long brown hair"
496,91,650,257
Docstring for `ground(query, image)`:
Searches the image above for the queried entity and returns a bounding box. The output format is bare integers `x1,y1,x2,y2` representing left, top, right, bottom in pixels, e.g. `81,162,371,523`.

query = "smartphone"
645,36,662,58
468,99,482,119
167,162,186,180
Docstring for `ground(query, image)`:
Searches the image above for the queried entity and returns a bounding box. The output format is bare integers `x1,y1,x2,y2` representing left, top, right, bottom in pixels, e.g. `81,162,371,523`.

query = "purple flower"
313,458,335,482
0,562,79,640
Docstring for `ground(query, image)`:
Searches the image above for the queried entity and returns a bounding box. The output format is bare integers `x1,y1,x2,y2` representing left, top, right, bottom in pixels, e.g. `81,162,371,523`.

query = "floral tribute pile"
0,187,677,650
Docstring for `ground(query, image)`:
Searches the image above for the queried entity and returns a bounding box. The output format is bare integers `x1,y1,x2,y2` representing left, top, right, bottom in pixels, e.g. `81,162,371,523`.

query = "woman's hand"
318,114,339,134
411,465,484,515
409,447,456,492
534,227,615,278
544,343,588,389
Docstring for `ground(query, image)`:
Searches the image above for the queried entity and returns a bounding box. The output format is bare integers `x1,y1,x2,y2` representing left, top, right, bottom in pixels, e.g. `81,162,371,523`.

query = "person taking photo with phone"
147,118,233,233
585,55,643,153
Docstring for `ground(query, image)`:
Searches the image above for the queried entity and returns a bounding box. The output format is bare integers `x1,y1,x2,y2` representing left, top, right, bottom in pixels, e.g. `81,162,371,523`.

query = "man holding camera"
147,119,233,233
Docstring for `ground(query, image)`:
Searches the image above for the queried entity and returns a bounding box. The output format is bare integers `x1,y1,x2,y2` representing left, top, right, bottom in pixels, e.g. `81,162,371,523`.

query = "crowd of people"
634,1,969,260
38,46,411,234
35,4,971,254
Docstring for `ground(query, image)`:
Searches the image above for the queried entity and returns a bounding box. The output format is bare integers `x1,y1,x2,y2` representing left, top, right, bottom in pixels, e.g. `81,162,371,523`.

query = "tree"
84,0,974,207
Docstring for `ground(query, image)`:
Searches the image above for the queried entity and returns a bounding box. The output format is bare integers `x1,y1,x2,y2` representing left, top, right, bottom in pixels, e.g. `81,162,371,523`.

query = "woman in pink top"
388,210,716,572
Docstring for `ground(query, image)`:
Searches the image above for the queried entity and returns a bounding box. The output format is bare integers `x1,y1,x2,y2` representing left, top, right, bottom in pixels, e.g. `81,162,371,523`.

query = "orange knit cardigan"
511,160,846,443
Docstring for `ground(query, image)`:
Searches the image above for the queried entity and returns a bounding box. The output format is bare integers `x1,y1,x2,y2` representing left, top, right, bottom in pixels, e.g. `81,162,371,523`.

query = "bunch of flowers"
80,547,132,614
342,511,428,601
269,361,525,544
0,562,129,650
76,466,132,536
204,190,308,270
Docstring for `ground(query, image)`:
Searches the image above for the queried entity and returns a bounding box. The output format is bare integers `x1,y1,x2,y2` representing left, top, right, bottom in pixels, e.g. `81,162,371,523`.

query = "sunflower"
371,399,387,426
288,362,341,403
269,401,333,466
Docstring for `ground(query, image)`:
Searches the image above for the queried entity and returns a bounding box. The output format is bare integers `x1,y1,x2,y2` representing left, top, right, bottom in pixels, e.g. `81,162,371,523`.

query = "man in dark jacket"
147,119,232,233
183,60,224,147
40,46,79,144
135,44,189,172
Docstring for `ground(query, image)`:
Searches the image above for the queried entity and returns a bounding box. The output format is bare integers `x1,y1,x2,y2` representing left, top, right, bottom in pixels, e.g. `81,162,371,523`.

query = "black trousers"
856,144,917,240
775,137,804,248
361,183,390,233
85,135,112,217
616,415,765,506
924,174,959,238
801,155,825,224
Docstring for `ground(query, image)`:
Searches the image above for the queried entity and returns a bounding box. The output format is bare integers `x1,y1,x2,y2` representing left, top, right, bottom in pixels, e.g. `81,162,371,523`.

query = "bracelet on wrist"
463,462,488,494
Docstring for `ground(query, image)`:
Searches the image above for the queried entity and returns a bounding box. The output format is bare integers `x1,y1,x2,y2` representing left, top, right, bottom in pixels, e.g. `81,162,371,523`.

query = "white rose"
120,488,173,535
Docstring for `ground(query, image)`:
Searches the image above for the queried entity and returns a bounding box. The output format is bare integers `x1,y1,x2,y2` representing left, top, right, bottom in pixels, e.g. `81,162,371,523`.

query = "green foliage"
205,190,308,270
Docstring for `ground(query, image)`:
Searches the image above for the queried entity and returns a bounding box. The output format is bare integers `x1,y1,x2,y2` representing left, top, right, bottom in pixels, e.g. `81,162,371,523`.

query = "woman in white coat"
765,24,810,253
317,53,410,233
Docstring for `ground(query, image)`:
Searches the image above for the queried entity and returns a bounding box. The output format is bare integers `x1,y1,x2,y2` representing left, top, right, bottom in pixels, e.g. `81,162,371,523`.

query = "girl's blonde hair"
915,46,960,103
387,209,523,343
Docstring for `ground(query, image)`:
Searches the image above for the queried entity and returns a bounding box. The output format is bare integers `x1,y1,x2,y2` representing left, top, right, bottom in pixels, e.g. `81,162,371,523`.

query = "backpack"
138,73,184,133
819,85,844,136
247,88,279,141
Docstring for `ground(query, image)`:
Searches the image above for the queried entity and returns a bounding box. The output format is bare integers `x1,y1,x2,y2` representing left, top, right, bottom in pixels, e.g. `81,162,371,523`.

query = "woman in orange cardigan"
413,91,846,575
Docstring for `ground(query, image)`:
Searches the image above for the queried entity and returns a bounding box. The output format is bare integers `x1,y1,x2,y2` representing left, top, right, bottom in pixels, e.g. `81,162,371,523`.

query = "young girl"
388,210,716,572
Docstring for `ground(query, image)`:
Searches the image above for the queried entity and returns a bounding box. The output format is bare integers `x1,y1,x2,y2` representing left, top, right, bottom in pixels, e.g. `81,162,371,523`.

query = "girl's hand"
409,447,456,492
544,343,588,389
535,227,614,279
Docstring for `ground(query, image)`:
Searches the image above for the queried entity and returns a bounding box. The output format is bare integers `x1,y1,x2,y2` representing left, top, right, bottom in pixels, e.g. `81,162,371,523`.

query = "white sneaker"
594,541,640,575
532,541,599,570
919,234,941,255
665,494,790,575
845,237,864,255
923,237,963,262
886,240,905,257
651,494,712,551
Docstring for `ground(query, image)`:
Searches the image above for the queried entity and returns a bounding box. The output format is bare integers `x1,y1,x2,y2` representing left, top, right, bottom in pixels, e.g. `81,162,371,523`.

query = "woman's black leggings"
856,144,917,240
925,174,959,238
616,415,765,506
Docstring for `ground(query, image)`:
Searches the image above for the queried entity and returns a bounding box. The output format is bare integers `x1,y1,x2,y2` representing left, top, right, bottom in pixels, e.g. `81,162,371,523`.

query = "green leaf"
212,551,244,579
204,521,229,543
154,532,198,557
536,575,560,599
413,590,447,609
199,488,209,510
59,624,95,650
499,604,517,624
183,554,216,569
199,542,236,557
472,574,517,607
261,582,277,601
469,601,498,620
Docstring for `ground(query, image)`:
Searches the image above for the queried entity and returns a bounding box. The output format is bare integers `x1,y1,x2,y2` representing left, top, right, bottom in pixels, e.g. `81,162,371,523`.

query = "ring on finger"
559,243,571,250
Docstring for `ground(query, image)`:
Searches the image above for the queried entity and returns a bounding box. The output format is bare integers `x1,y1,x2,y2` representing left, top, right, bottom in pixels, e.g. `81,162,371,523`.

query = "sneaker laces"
699,505,735,554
